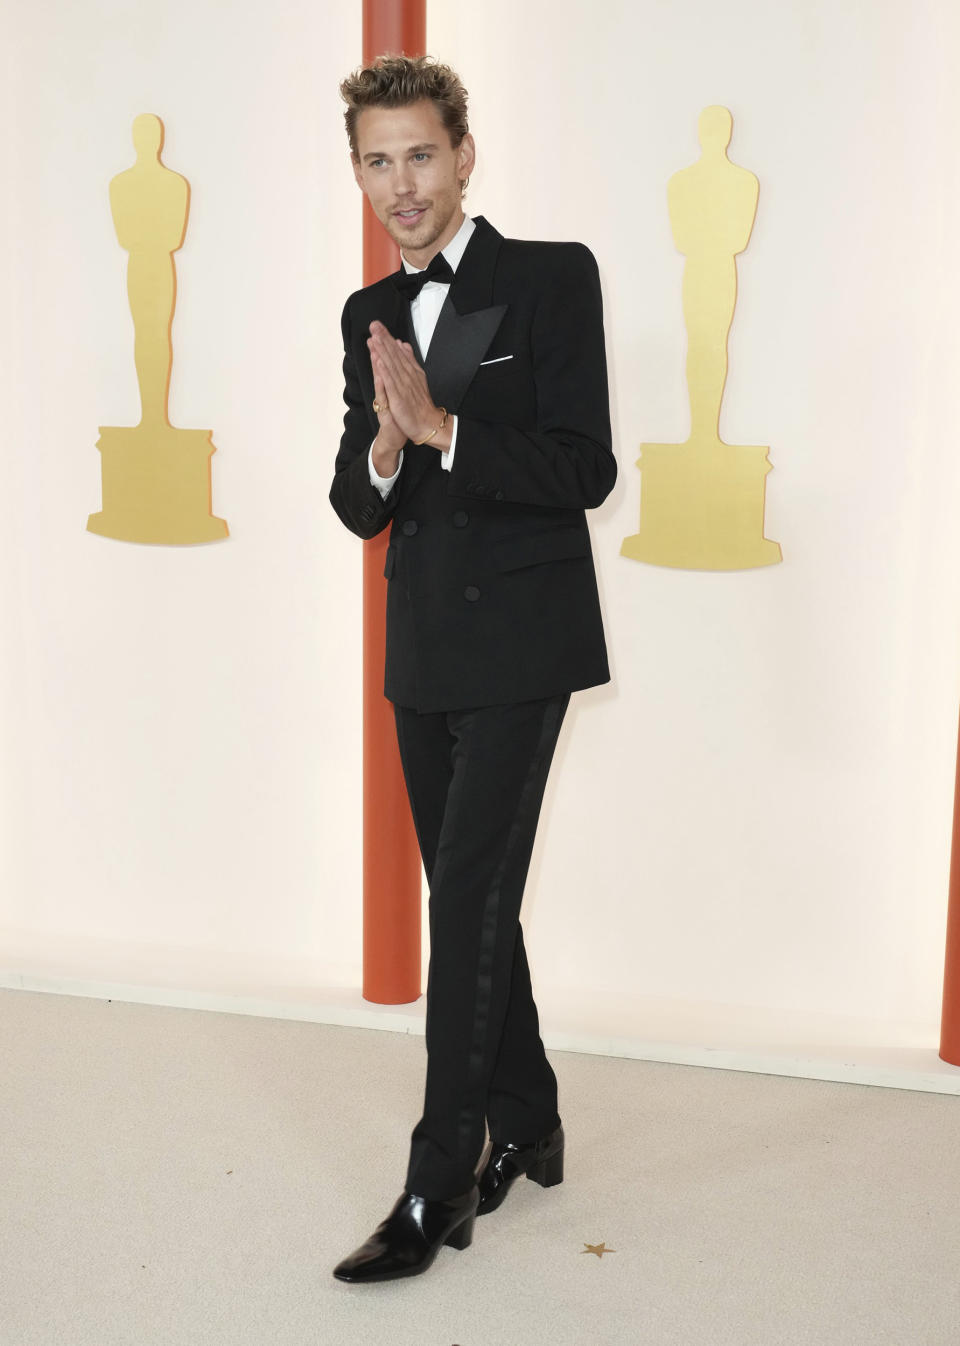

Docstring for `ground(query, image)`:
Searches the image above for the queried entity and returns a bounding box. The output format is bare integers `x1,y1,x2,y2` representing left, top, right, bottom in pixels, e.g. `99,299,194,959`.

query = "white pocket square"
479,354,514,366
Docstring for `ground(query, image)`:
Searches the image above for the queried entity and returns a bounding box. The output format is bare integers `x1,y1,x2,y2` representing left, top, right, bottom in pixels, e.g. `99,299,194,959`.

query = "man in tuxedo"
329,55,615,1283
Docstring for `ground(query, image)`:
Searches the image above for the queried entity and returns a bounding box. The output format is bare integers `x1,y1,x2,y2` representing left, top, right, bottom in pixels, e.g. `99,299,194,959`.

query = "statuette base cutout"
621,438,781,571
87,424,227,545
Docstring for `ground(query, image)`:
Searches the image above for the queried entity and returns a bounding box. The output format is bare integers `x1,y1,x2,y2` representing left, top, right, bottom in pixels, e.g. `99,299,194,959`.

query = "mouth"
393,206,428,226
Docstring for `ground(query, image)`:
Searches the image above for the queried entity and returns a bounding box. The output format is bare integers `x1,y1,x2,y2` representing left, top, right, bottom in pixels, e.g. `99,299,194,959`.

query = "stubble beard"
385,196,459,259
386,208,435,254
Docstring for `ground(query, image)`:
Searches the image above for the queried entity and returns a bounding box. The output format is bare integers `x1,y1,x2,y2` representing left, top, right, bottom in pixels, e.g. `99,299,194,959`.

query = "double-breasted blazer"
329,215,616,713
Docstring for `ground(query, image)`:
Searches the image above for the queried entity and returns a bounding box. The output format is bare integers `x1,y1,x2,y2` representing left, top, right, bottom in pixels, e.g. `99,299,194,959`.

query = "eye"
413,152,430,162
370,158,385,168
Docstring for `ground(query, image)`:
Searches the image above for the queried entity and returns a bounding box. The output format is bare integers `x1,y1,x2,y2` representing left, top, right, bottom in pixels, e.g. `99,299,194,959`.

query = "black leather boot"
476,1123,564,1215
332,1186,479,1283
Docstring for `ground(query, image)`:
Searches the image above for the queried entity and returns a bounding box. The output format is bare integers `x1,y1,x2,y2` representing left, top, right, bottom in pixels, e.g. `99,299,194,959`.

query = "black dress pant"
393,693,570,1201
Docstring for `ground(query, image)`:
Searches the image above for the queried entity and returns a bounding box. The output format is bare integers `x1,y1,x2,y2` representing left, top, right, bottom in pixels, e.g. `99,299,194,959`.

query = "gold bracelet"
415,407,448,445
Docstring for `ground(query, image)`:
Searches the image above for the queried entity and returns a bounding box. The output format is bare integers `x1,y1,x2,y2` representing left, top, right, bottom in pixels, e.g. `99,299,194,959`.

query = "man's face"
352,99,475,267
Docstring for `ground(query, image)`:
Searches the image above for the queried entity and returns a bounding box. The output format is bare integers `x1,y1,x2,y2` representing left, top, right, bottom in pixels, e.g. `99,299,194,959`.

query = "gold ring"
372,397,388,414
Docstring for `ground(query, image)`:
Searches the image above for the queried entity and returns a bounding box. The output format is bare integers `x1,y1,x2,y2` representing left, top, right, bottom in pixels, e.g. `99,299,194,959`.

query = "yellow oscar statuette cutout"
87,114,228,544
621,106,780,571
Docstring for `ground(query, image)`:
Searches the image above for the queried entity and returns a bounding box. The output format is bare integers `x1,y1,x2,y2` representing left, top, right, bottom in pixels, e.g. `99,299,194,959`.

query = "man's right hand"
370,339,407,478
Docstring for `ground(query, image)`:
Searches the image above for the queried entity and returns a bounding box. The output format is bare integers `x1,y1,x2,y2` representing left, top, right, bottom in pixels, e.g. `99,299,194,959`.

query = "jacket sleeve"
446,243,616,511
329,297,400,540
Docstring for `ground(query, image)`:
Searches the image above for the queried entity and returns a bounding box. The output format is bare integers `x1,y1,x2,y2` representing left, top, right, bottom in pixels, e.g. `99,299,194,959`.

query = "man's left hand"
368,321,451,450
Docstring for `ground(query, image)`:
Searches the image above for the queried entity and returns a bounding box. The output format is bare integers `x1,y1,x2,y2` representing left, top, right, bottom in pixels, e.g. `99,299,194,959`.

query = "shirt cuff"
369,441,403,499
440,416,458,472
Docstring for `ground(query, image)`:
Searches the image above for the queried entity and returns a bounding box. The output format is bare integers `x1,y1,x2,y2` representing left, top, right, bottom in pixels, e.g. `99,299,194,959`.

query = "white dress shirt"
368,215,476,498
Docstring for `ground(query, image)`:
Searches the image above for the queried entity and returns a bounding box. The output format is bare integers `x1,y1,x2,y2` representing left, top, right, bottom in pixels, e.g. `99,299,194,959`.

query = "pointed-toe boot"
476,1123,564,1215
332,1186,479,1283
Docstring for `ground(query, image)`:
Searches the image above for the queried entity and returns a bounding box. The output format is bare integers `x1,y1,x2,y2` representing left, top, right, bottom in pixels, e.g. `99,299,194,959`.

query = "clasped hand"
368,321,446,451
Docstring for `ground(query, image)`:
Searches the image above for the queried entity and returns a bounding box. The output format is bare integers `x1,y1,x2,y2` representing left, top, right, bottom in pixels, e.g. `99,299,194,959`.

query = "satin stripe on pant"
394,694,569,1200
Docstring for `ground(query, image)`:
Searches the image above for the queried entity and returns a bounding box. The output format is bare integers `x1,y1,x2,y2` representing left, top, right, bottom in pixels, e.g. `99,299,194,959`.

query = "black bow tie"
393,251,455,300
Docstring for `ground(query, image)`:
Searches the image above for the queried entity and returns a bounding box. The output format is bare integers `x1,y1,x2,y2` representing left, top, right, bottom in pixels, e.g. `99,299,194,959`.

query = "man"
329,55,615,1283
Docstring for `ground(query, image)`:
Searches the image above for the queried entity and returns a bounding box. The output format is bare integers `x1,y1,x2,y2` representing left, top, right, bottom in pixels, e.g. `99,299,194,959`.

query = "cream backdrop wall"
2,1,364,990
3,0,960,1086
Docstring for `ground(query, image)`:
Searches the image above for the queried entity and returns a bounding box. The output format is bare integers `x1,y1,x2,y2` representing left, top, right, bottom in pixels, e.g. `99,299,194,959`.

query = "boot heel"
444,1214,475,1251
527,1148,564,1188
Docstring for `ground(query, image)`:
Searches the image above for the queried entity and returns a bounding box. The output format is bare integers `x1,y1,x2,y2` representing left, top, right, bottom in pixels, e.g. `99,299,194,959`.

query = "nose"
393,161,415,196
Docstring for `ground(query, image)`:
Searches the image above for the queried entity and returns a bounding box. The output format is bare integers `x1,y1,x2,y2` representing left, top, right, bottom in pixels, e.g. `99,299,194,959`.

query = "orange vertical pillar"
360,0,426,1003
939,705,960,1063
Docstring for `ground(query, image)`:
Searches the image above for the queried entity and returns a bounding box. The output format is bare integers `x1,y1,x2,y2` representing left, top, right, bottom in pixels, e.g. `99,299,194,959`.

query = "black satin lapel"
446,216,501,314
423,299,508,411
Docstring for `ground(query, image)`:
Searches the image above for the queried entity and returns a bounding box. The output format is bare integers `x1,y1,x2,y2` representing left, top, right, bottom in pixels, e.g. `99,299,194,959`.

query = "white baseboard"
2,951,958,1097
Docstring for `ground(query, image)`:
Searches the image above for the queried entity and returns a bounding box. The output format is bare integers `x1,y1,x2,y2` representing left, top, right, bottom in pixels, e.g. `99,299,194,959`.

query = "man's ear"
458,133,476,181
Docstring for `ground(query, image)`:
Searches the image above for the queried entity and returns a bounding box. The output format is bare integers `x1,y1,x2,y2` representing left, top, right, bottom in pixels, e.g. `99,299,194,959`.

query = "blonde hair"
340,54,469,160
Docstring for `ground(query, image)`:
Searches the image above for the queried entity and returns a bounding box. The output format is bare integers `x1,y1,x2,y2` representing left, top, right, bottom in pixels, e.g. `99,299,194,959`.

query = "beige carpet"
2,987,959,1346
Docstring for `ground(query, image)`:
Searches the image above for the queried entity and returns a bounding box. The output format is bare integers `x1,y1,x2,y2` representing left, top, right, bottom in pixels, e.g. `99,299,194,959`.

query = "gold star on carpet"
581,1241,616,1257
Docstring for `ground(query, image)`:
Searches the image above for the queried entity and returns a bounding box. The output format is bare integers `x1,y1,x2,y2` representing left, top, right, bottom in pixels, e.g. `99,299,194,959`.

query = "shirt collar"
401,214,476,276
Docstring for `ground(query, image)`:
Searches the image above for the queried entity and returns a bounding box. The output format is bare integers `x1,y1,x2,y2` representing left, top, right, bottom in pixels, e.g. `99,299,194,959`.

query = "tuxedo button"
401,519,419,536
464,585,481,602
452,510,469,528
495,491,505,501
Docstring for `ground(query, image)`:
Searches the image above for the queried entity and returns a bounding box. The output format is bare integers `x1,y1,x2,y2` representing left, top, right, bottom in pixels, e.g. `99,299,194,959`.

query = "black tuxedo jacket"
329,216,616,713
